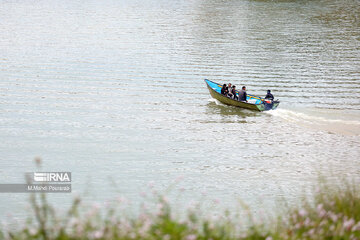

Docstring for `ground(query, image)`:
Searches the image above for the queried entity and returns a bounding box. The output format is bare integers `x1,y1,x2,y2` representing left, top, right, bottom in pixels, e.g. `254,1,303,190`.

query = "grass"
1,178,360,240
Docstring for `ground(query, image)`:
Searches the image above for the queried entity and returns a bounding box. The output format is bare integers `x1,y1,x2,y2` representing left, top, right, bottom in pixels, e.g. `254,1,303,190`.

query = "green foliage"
1,180,360,240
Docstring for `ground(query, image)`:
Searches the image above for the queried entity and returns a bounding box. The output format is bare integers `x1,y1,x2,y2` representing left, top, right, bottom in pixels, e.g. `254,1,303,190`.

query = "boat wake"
208,98,224,106
267,108,360,136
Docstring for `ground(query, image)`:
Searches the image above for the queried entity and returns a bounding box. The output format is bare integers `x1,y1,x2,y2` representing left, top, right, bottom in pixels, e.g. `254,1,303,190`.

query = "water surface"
0,0,359,220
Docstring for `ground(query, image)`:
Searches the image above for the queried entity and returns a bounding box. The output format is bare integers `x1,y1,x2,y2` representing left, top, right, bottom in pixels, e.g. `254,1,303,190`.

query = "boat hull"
205,79,279,112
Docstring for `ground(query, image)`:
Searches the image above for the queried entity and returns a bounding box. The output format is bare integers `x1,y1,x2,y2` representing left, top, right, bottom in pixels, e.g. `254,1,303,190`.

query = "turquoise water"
0,0,359,220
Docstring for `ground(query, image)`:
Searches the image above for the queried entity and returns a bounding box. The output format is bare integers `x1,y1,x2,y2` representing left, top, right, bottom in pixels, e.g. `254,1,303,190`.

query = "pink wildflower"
29,227,37,236
304,217,311,227
351,221,360,231
156,203,164,210
344,218,355,231
329,212,338,222
138,219,152,237
320,220,327,227
316,204,323,212
319,209,327,218
330,225,335,231
299,209,307,217
129,232,136,239
69,217,79,227
308,228,315,237
161,196,169,204
76,224,84,235
186,234,197,240
93,230,103,239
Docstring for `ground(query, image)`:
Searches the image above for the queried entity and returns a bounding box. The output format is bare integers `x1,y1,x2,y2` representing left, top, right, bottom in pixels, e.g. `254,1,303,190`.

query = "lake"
0,0,359,220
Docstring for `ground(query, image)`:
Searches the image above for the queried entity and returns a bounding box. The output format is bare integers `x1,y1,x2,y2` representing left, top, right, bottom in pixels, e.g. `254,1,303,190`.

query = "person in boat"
232,85,238,100
227,83,233,98
264,90,274,100
238,86,247,102
221,84,228,95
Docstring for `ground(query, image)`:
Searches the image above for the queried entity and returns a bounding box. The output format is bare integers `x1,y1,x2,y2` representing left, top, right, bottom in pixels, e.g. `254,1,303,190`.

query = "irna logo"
33,172,71,182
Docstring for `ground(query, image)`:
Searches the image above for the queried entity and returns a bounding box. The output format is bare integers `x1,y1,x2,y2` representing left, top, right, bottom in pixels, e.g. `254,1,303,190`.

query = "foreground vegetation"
1,180,360,240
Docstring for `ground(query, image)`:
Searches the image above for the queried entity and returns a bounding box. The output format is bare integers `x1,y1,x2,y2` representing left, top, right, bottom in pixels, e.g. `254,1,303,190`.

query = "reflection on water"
206,100,261,119
0,0,359,220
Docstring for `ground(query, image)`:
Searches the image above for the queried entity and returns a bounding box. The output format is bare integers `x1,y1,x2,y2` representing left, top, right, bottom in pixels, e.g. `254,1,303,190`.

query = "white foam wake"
208,98,224,106
267,108,360,135
267,109,360,125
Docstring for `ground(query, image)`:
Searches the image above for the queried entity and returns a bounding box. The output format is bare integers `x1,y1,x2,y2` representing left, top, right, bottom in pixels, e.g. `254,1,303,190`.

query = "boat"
204,79,280,112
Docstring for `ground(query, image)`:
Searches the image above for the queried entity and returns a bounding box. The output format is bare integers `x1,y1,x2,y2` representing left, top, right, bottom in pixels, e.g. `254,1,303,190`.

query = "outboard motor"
264,99,273,110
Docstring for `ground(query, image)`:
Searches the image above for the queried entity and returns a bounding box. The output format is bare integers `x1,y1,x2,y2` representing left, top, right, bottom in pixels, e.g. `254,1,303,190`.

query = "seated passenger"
239,86,247,102
264,90,274,100
232,85,238,100
227,83,233,98
221,84,228,95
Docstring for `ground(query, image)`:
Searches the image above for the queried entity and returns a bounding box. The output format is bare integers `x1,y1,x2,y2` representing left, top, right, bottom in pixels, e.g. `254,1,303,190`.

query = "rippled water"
0,0,359,219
